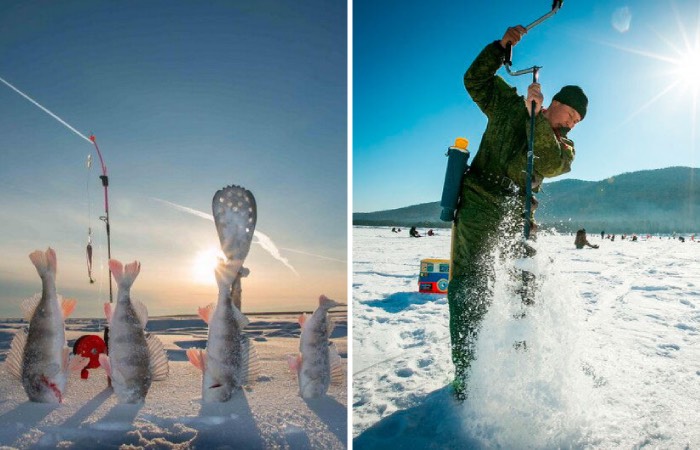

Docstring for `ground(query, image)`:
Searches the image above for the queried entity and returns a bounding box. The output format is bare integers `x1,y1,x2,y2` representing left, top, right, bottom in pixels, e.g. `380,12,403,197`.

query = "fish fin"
4,327,28,379
64,347,88,373
298,313,307,329
46,247,57,274
28,247,57,277
69,355,90,373
104,302,113,323
110,259,141,289
147,334,169,381
198,304,214,324
329,342,343,385
241,338,261,385
186,348,206,372
287,353,301,375
101,357,126,385
98,354,112,377
20,293,42,321
326,317,336,337
123,261,141,286
233,305,249,328
108,259,123,284
61,298,77,319
319,294,341,309
132,299,149,329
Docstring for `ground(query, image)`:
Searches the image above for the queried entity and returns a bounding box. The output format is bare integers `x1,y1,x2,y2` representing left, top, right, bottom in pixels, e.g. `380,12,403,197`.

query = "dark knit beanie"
552,85,588,120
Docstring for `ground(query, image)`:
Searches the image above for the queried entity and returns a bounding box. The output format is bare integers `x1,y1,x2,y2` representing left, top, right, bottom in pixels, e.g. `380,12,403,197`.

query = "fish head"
202,382,234,403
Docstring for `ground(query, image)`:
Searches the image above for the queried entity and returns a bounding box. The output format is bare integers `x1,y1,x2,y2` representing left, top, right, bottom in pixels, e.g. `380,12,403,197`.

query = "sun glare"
192,247,225,285
673,46,700,90
602,3,700,126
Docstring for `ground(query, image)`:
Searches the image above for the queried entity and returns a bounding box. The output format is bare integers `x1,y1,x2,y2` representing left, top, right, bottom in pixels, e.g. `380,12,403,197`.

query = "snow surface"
0,313,347,449
353,226,700,448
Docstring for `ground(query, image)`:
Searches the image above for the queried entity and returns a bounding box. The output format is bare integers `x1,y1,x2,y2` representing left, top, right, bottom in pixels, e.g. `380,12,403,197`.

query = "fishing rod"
89,135,113,304
0,75,114,296
502,0,564,240
0,75,115,381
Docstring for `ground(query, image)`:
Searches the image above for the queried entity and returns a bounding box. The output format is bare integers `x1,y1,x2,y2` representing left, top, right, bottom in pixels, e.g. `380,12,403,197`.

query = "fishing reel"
73,334,107,379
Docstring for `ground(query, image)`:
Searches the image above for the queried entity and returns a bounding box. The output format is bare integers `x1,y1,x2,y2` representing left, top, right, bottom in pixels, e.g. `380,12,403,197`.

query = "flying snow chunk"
612,7,632,33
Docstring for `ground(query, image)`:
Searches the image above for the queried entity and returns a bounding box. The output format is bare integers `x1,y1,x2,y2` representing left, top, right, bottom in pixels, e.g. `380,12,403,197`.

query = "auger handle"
504,42,513,67
526,0,563,31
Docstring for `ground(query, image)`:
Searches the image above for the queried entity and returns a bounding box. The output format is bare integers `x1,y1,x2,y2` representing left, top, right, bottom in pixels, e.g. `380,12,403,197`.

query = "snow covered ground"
0,313,347,449
352,226,700,448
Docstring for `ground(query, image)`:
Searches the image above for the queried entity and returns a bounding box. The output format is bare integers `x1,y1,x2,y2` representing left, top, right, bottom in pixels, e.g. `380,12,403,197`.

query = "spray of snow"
459,231,594,448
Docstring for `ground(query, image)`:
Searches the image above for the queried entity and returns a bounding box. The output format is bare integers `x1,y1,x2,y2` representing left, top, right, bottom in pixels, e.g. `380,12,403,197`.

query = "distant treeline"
353,167,700,234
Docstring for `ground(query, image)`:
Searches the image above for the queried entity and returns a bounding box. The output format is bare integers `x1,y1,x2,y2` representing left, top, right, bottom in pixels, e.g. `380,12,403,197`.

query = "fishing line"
0,75,114,302
0,76,92,143
86,154,95,283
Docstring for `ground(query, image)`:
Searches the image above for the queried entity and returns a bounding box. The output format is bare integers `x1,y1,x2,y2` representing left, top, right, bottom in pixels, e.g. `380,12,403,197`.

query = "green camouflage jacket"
463,41,575,195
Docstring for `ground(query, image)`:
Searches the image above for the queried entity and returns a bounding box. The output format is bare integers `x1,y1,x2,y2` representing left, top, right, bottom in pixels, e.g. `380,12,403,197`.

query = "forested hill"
353,167,700,234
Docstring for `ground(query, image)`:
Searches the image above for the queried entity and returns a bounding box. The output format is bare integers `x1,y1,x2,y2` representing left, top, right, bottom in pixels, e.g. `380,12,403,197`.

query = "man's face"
545,100,582,132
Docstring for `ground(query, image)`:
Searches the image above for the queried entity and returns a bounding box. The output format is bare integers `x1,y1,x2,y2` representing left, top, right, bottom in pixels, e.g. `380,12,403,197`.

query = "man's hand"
526,82,544,116
500,25,527,49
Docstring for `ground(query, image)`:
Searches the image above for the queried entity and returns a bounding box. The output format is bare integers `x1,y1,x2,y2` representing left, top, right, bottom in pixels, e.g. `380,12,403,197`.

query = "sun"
601,3,700,126
192,247,225,285
672,45,700,91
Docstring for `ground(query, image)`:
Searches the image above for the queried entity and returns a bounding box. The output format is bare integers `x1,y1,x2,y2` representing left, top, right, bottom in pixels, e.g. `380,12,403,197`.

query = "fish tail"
319,294,340,309
28,247,57,277
109,259,140,289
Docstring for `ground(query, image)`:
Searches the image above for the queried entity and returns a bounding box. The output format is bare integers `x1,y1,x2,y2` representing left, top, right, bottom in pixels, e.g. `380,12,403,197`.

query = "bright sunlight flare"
192,247,226,285
672,45,700,90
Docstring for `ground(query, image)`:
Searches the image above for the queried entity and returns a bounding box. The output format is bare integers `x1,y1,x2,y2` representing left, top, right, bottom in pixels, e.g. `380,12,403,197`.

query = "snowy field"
352,226,700,449
0,313,347,449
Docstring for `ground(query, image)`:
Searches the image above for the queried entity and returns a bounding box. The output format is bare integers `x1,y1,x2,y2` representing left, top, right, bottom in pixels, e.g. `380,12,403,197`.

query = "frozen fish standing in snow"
187,184,260,402
187,261,260,402
99,259,169,403
288,295,344,399
4,247,88,403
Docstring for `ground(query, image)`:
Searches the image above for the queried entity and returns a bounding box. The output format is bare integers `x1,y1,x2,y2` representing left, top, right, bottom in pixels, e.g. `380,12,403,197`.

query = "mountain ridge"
353,166,700,233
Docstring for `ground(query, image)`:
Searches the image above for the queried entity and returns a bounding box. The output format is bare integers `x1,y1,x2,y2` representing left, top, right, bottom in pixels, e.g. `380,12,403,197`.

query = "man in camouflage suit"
449,25,588,400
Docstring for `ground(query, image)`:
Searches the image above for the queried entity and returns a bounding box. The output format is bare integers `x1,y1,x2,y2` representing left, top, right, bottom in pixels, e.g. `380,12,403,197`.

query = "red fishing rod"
88,135,114,304
86,135,114,386
0,75,113,381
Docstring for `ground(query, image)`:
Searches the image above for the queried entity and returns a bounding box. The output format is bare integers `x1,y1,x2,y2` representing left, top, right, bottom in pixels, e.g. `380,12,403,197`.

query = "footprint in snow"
418,358,432,368
656,343,681,357
395,368,414,378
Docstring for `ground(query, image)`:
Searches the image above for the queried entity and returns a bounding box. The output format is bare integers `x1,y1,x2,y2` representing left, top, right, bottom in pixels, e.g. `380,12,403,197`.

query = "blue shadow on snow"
361,292,445,313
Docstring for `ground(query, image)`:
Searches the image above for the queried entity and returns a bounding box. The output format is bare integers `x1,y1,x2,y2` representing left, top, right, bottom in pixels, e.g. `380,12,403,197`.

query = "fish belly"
203,312,242,402
299,340,331,398
22,302,67,402
109,309,151,403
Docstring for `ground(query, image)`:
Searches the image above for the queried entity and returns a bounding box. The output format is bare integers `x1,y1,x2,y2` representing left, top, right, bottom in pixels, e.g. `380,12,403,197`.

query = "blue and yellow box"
419,258,450,293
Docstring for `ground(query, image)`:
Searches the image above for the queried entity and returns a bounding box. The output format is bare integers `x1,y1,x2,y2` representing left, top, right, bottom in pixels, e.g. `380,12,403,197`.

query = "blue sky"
354,0,700,212
0,1,347,317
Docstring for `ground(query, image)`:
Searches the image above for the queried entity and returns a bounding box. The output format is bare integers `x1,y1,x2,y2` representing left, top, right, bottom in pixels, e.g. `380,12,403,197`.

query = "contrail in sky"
0,76,92,144
151,197,304,276
279,248,345,264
